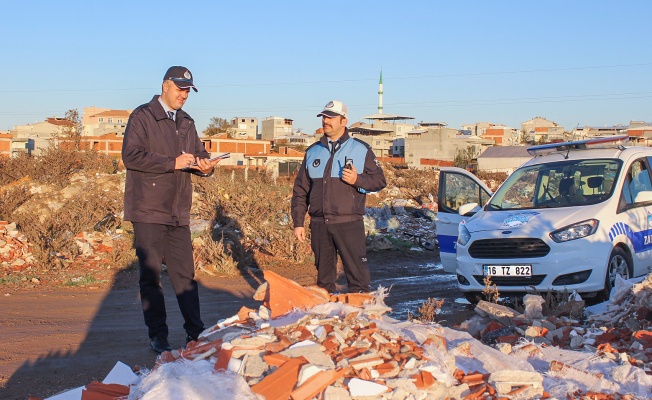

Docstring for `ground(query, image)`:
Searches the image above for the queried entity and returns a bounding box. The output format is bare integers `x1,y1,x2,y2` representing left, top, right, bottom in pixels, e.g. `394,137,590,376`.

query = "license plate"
483,265,532,277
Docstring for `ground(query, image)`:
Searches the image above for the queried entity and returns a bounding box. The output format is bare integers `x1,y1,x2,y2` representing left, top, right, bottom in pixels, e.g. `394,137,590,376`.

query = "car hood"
464,207,595,235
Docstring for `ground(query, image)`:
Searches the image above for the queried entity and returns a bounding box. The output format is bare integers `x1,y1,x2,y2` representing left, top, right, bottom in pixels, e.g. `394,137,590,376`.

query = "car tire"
598,247,632,302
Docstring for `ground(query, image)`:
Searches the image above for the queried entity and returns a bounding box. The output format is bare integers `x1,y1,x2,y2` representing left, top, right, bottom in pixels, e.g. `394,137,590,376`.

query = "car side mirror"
459,202,481,216
634,190,652,203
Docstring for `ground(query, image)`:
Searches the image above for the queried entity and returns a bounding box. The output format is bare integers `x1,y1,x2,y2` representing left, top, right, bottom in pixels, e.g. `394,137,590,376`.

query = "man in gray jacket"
122,66,220,353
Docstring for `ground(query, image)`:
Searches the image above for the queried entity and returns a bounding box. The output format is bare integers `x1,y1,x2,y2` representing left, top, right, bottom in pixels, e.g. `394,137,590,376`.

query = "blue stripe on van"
438,234,457,254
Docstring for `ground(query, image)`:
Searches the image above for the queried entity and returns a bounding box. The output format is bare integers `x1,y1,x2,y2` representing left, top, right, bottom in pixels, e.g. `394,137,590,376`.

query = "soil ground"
0,249,474,400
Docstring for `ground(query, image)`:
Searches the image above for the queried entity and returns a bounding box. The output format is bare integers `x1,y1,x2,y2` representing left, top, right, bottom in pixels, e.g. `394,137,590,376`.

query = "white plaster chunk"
488,370,543,392
348,378,388,397
297,364,326,387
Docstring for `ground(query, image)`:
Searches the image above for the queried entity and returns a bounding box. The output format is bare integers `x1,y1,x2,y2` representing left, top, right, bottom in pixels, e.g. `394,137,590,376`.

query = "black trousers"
310,219,370,293
132,222,204,340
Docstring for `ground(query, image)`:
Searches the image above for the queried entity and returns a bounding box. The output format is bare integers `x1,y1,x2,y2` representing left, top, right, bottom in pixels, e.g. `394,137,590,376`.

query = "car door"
617,157,652,277
436,167,492,273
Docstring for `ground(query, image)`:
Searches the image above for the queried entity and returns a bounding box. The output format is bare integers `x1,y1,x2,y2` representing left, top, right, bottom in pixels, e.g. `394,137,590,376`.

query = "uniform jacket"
122,95,209,226
292,129,386,227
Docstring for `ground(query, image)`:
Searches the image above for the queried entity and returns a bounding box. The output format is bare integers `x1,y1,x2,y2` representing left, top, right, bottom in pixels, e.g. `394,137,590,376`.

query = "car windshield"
487,158,621,210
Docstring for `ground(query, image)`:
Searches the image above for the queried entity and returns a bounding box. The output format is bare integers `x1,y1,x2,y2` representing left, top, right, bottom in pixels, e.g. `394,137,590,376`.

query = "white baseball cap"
317,100,348,119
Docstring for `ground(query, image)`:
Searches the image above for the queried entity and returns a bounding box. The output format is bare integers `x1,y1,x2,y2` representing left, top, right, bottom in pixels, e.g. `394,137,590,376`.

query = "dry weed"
192,169,312,266
0,184,32,221
12,181,124,268
194,231,239,276
408,297,444,323
482,276,500,303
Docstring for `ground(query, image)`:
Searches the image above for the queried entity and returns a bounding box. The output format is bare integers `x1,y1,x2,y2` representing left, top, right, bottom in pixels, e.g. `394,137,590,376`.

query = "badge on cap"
325,101,334,108
184,71,191,79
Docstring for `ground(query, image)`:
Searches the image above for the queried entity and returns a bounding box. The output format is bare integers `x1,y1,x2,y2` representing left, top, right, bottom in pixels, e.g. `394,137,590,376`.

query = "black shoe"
150,336,172,353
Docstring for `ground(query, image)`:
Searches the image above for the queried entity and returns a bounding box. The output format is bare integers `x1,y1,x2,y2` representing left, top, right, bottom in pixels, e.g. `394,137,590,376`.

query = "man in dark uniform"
292,100,386,293
122,66,221,353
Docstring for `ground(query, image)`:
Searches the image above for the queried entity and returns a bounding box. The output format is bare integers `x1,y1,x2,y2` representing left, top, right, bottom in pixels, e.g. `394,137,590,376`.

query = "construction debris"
41,271,652,400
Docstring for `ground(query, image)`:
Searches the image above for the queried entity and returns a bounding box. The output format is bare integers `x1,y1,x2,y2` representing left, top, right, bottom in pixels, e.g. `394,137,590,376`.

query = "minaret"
378,69,384,115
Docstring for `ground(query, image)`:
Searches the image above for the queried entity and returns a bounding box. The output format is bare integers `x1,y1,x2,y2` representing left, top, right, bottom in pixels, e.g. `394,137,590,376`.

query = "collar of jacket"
319,127,350,148
149,95,194,123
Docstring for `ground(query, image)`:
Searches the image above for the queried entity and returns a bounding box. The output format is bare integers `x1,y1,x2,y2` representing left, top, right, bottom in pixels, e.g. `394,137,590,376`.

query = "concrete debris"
364,202,438,251
43,269,652,399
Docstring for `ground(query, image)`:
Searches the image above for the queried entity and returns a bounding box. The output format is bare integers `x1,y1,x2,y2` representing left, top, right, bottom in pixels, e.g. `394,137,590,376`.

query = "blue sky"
2,1,651,134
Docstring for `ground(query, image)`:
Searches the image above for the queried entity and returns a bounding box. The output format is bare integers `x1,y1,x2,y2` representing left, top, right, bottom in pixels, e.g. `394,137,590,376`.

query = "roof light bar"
527,135,629,156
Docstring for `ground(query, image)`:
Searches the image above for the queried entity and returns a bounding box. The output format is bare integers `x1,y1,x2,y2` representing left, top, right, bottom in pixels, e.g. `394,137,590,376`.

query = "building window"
117,118,123,123
376,141,380,145
108,118,113,123
98,118,104,122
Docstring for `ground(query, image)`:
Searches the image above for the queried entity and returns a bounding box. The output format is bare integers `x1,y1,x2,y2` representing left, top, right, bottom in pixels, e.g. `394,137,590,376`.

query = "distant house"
261,117,293,141
477,146,532,174
200,137,272,167
481,125,519,146
10,117,75,156
230,116,259,140
571,125,628,140
628,123,652,146
521,117,564,143
0,132,11,157
82,107,131,137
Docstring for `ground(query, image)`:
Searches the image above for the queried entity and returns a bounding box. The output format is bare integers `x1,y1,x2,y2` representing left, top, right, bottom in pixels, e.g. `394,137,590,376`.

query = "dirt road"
0,250,472,400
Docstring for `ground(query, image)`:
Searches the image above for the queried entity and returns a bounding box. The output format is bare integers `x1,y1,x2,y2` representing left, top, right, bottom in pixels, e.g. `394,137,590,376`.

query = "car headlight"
458,223,471,246
550,219,599,243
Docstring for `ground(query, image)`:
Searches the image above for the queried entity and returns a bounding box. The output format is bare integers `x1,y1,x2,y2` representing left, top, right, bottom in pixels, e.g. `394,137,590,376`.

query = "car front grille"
468,238,550,259
473,275,546,286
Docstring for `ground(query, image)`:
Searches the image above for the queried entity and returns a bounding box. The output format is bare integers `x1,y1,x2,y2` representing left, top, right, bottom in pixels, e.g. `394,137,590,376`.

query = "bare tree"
61,109,82,150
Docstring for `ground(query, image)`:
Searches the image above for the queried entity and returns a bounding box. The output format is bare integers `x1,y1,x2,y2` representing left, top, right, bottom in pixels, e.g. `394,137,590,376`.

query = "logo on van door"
500,212,539,228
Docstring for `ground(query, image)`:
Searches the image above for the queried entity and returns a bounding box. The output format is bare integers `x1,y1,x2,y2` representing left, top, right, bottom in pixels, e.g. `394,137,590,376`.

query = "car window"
620,158,652,208
440,172,489,213
488,159,620,210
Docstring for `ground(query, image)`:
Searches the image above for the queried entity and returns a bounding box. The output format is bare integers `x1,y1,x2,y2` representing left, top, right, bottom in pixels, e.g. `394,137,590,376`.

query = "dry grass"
193,231,240,276
11,179,124,268
192,169,313,270
1,152,467,281
408,297,445,323
482,276,500,303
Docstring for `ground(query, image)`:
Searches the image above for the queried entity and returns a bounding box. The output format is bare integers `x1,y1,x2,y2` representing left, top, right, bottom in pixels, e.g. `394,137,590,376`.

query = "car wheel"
598,247,632,301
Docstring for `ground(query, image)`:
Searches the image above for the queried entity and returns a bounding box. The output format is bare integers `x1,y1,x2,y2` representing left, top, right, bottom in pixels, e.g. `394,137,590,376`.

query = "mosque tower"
378,69,383,115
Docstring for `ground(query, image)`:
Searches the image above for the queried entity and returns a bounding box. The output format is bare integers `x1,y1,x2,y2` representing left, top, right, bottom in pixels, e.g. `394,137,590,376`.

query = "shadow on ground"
1,265,264,400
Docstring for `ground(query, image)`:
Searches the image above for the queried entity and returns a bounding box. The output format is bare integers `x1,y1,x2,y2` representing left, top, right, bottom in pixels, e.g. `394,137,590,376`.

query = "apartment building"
521,117,564,143
481,125,520,145
230,116,258,140
82,107,131,137
261,117,293,141
9,117,74,156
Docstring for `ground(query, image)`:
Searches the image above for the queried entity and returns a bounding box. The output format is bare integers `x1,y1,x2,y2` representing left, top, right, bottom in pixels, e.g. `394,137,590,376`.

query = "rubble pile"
365,200,438,252
0,220,118,277
0,221,36,273
59,272,652,400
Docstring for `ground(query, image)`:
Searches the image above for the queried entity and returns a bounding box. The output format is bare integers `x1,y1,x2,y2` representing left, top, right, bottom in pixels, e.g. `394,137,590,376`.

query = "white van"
436,136,652,302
